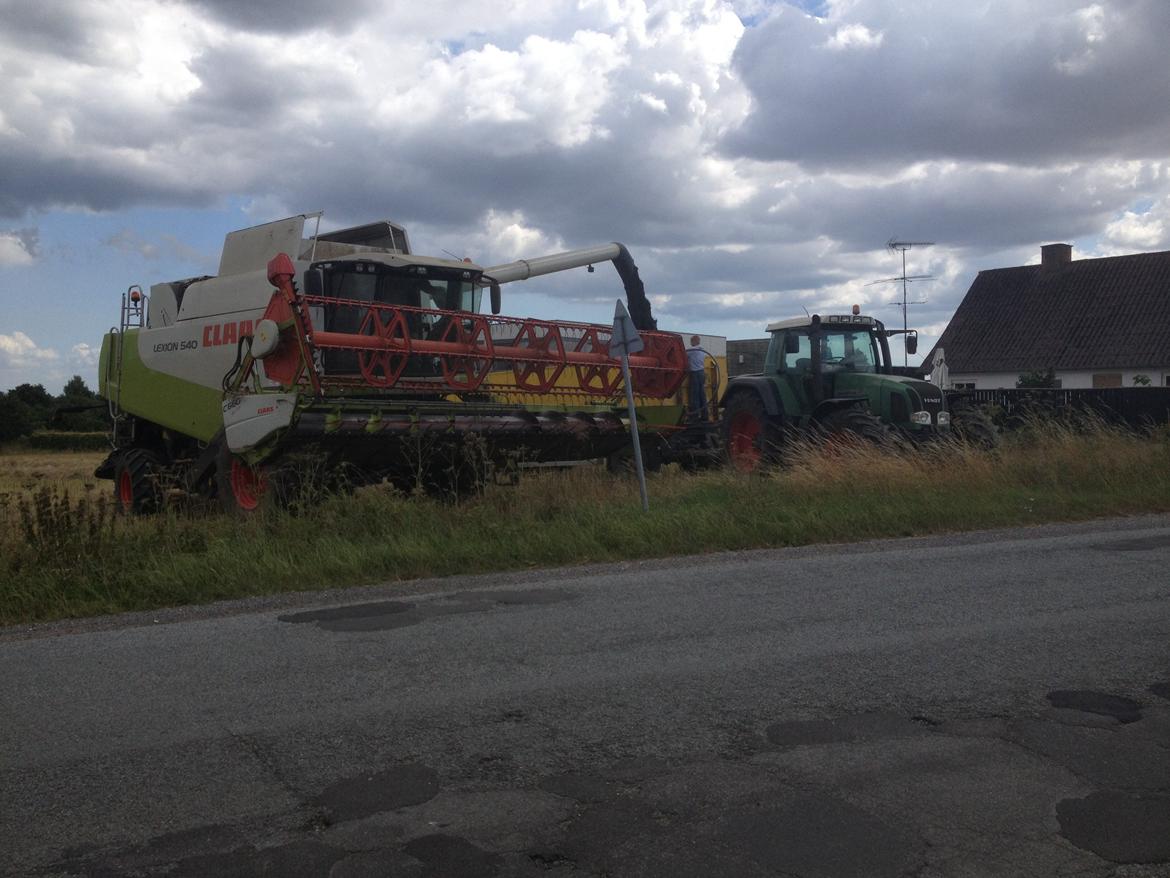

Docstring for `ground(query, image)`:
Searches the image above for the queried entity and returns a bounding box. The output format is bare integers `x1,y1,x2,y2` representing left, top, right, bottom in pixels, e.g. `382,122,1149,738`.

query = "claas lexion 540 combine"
97,213,719,512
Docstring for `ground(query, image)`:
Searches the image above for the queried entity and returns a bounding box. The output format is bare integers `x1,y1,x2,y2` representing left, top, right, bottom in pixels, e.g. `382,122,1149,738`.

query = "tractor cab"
762,312,948,436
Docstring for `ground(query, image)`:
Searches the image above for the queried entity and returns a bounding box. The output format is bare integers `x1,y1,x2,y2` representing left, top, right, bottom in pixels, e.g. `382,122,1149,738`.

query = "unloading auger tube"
483,242,657,332
243,253,685,398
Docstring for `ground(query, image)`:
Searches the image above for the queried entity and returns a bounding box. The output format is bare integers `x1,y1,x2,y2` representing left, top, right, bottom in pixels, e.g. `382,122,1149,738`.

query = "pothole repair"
1046,689,1143,723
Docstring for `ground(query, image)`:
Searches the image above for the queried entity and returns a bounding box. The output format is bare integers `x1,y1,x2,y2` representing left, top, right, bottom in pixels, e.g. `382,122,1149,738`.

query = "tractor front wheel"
818,406,892,447
215,446,271,514
722,393,780,473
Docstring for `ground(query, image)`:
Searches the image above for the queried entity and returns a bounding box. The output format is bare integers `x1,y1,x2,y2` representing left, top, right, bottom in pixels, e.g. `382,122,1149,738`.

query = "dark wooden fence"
960,388,1170,429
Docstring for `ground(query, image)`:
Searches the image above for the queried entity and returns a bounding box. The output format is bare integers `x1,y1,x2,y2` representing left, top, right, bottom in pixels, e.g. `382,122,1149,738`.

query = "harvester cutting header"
98,213,710,511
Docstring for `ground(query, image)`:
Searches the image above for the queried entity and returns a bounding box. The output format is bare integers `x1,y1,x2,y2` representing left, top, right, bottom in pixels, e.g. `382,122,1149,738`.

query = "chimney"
1041,243,1072,267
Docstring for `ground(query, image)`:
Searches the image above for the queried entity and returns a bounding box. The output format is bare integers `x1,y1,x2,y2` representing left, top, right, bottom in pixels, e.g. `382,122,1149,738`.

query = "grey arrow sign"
609,299,644,357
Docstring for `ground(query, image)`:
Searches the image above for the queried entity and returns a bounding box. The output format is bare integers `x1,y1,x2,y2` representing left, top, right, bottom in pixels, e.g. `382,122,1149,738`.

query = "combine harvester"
98,214,725,512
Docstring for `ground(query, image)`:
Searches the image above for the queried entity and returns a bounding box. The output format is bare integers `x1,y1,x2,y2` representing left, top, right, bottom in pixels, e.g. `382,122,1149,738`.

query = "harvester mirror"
490,282,501,315
304,267,325,296
784,333,800,354
905,332,918,356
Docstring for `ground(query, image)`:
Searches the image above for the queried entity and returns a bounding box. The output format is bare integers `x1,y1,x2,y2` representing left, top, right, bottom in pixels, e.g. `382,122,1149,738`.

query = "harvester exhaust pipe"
484,243,657,331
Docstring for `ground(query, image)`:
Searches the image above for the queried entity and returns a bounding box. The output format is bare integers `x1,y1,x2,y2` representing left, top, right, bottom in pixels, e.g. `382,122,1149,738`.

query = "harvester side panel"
101,329,226,443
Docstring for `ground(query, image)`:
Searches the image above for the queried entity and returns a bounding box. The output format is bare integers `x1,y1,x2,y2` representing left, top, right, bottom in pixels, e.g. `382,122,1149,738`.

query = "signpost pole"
609,300,649,512
619,352,649,512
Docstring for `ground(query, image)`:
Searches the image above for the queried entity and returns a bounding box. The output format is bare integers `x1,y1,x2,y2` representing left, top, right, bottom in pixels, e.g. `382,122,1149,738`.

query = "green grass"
4,419,1170,626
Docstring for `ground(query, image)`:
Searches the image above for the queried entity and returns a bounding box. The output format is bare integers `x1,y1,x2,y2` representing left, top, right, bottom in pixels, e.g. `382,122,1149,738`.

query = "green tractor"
721,312,953,470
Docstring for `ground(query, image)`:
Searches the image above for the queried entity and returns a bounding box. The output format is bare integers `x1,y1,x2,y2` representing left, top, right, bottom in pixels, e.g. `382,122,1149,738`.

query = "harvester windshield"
324,262,480,314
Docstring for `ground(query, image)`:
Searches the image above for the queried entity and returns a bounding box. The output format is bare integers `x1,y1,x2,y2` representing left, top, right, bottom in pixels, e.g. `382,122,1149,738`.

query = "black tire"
215,444,274,514
722,392,782,472
950,404,1000,450
114,449,164,514
818,406,892,445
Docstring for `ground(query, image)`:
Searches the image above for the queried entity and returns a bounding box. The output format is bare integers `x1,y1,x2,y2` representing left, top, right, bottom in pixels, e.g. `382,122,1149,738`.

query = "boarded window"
1092,373,1123,388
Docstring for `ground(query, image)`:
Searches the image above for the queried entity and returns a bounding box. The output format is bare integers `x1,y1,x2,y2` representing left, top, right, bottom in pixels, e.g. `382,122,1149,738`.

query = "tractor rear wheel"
950,404,1000,450
722,393,781,472
818,406,892,446
114,449,164,514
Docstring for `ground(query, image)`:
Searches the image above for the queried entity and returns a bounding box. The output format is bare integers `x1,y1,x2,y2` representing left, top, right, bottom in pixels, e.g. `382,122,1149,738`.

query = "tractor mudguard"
721,377,786,420
94,452,118,480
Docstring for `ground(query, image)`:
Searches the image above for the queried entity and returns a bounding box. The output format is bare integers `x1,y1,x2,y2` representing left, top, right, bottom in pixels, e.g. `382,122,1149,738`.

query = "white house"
921,244,1170,390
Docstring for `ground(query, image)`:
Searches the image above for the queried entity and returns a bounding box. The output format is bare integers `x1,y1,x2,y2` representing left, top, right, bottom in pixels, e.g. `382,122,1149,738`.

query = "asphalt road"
2,515,1170,877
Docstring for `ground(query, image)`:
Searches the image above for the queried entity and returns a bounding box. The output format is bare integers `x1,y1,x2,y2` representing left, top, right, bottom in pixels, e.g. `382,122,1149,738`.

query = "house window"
1164,374,1170,387
952,382,976,390
1092,373,1123,388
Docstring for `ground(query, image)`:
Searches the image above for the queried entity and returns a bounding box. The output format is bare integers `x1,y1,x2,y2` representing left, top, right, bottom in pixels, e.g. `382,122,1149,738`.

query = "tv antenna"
866,239,934,365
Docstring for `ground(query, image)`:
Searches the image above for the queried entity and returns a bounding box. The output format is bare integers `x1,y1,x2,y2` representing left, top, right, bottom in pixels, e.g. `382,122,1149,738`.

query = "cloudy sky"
2,0,1168,391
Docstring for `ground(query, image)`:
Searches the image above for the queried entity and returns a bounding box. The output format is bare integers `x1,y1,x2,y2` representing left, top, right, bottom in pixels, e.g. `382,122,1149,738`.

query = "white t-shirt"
686,347,706,372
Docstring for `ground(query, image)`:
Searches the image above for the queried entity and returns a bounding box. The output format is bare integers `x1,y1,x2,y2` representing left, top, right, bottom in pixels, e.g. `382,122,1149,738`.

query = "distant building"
921,244,1170,389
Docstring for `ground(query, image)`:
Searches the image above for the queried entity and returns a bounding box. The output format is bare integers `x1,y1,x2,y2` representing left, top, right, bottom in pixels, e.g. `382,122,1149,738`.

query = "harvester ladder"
107,286,147,444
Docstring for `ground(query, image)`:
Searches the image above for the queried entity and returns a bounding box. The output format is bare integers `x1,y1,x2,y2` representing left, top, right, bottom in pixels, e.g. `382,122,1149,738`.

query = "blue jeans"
688,369,708,421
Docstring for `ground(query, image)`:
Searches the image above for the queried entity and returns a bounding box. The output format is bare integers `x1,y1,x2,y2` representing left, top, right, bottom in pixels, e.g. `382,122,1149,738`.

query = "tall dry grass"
2,418,1169,626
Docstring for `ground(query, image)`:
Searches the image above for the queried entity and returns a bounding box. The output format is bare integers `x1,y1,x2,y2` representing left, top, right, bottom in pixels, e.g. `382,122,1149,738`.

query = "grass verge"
3,419,1170,626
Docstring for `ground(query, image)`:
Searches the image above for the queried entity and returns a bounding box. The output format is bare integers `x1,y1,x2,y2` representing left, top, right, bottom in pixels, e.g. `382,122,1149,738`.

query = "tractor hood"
885,374,945,408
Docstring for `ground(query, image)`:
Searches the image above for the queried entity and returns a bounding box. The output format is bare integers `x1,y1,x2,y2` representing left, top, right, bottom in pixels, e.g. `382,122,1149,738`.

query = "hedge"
26,431,110,451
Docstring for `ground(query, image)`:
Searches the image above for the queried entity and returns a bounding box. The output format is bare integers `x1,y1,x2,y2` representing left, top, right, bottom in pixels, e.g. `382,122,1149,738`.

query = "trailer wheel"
215,446,270,514
114,449,164,514
723,393,780,472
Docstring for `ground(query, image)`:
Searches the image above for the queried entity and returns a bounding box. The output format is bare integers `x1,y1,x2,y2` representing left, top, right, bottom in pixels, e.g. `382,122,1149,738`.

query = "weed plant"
2,419,1169,626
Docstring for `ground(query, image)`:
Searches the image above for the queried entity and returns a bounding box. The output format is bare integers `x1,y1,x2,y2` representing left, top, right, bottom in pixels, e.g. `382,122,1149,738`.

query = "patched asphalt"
3,515,1170,876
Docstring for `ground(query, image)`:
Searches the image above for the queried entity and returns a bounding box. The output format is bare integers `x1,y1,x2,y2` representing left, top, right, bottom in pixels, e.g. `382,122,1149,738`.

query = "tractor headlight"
937,411,951,426
911,411,932,425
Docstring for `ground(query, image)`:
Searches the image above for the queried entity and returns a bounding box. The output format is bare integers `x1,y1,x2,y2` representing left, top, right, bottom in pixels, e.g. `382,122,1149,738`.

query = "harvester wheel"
950,404,1000,450
215,446,271,514
722,393,780,473
818,406,892,447
114,449,164,514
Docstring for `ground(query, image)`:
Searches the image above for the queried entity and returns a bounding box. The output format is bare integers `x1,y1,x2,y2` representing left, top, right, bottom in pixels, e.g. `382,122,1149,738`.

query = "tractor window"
783,332,812,371
823,330,879,373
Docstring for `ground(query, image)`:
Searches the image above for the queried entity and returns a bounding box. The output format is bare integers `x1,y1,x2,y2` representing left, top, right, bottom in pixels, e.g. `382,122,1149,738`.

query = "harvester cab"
720,310,951,471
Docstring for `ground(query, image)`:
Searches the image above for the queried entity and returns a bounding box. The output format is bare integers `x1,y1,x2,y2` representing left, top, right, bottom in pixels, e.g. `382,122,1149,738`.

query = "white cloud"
104,228,207,264
825,23,883,50
1095,199,1170,255
0,332,59,367
0,233,35,266
70,343,99,371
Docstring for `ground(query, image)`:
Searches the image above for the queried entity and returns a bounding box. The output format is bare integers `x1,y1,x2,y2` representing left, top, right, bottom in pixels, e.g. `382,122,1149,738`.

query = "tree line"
0,377,107,442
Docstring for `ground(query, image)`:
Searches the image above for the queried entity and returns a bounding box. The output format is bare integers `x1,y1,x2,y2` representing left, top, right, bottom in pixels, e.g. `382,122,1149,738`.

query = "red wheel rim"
729,411,762,471
118,470,134,509
230,458,266,511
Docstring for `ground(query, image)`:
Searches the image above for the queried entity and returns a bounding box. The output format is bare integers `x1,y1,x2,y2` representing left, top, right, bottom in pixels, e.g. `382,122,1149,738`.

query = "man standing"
686,335,708,421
